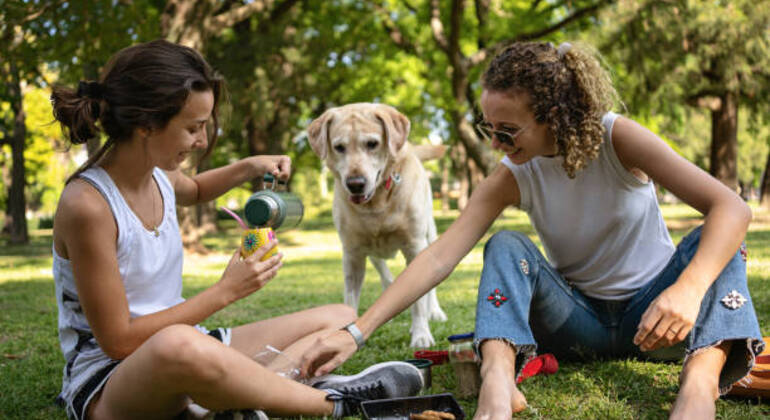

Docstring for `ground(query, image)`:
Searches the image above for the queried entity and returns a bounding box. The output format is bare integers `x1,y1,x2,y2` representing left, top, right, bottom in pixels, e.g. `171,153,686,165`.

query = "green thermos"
244,174,304,230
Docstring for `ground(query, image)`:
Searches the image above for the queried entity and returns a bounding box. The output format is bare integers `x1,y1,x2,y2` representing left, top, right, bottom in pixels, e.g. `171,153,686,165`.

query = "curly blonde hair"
481,41,620,178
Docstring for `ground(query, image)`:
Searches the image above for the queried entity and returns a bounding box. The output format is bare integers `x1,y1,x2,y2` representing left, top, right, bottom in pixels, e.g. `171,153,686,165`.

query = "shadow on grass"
515,358,678,419
0,230,53,259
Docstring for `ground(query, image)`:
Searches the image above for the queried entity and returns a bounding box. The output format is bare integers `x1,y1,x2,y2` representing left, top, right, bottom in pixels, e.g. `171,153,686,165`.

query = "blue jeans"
474,226,763,393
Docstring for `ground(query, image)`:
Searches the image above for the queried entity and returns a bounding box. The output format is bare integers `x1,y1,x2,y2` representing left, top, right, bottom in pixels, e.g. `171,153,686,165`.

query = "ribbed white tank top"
53,166,184,406
503,112,675,300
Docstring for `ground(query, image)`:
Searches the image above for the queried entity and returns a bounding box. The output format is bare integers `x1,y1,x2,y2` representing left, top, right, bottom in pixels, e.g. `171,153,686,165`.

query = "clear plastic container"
253,345,303,382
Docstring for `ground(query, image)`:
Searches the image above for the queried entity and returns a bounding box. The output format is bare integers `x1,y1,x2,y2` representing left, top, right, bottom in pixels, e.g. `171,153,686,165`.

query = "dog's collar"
384,172,402,191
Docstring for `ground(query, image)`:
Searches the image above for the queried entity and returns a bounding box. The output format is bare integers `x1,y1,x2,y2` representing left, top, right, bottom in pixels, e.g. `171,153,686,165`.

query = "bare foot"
670,343,728,420
670,373,718,420
670,380,717,419
473,367,527,420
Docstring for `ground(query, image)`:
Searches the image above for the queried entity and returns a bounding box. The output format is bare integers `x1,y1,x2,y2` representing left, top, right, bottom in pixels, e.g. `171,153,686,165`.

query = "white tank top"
53,166,184,405
503,112,675,300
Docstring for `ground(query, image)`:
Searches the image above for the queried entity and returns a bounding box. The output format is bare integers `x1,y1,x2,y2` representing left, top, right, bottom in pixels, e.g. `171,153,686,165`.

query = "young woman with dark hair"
51,39,421,420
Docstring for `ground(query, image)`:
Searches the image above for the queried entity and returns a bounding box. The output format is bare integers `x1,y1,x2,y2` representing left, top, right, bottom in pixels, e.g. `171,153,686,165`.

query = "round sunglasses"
475,121,529,147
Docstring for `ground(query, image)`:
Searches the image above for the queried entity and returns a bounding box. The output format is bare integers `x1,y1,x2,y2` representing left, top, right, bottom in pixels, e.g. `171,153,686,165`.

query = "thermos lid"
244,195,275,227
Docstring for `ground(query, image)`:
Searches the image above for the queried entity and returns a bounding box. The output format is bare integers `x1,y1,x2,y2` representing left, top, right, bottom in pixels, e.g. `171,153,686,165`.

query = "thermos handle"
263,173,287,191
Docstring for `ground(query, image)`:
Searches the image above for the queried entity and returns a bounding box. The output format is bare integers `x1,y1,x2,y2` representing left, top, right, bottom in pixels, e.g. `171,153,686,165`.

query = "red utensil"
413,350,449,365
517,353,558,384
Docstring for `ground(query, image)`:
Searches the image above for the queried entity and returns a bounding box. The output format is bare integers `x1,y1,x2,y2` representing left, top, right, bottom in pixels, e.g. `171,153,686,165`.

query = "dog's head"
307,103,410,204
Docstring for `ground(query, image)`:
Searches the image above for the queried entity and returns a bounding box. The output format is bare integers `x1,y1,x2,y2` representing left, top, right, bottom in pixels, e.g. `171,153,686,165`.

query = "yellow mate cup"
240,227,278,261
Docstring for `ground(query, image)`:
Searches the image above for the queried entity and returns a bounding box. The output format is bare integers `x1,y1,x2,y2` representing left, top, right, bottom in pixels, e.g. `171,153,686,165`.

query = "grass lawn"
2,203,770,419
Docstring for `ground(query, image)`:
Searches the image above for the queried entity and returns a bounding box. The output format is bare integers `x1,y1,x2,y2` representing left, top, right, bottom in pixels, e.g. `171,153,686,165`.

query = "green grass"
2,203,770,419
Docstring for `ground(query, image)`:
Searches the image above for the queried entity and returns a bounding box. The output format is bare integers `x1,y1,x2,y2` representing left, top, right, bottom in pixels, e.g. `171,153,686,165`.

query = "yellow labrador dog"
307,103,447,347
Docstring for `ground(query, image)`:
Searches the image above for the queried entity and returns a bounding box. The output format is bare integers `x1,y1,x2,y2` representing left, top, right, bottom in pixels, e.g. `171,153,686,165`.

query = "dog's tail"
413,144,447,162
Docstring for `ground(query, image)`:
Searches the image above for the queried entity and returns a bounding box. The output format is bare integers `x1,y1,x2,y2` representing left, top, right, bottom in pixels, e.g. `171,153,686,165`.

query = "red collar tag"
384,173,401,191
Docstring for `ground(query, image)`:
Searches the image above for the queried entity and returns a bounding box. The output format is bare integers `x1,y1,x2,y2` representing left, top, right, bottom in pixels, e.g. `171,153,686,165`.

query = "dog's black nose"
346,176,367,194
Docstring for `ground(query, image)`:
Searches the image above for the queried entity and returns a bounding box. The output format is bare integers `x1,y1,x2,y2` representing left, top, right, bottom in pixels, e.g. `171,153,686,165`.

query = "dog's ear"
375,106,411,156
307,110,335,159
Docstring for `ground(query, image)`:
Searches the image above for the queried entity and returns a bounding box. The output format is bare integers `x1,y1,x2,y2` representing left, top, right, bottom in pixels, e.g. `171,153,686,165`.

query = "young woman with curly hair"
301,41,763,420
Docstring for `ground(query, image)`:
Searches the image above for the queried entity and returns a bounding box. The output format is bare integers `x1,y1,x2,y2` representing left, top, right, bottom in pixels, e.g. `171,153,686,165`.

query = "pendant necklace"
149,184,160,237
118,180,160,237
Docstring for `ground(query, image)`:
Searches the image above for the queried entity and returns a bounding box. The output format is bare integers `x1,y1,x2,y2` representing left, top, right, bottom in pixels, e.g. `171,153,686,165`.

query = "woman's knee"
144,325,227,383
708,244,749,291
484,231,536,258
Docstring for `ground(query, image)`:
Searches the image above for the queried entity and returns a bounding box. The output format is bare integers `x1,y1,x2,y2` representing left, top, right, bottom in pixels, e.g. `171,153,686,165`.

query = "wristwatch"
342,322,366,349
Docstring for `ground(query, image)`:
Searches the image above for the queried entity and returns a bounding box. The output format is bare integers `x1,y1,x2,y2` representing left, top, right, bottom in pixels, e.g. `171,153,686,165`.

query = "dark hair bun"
51,85,102,145
76,81,104,100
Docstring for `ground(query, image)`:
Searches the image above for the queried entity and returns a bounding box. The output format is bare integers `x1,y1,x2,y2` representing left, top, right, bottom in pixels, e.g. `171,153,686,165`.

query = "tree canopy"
2,0,769,243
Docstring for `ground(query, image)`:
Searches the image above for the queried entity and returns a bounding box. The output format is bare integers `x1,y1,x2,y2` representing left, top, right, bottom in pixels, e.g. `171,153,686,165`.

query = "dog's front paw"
430,306,447,322
410,330,436,348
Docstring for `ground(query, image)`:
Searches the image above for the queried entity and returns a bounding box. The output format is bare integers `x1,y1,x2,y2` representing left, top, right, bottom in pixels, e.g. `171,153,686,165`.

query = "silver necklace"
118,180,160,237
148,184,160,237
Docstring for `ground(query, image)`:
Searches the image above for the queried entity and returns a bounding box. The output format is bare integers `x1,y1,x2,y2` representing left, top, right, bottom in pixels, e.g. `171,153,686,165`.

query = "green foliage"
590,0,770,187
22,87,71,214
603,0,770,115
4,0,770,231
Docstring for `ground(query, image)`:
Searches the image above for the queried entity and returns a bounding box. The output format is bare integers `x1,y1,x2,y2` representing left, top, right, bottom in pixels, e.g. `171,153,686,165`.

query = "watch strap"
342,322,365,349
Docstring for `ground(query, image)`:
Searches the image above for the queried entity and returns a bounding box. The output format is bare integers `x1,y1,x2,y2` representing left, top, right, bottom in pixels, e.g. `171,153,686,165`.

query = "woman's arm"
356,165,520,338
168,155,292,206
300,164,520,376
611,116,751,351
56,181,281,360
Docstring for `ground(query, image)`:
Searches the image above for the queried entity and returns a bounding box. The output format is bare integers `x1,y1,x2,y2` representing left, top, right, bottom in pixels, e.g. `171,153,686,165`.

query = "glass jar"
448,332,481,398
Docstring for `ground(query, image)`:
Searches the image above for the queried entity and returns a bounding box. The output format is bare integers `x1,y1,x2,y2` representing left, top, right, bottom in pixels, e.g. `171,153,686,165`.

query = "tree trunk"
247,116,270,192
83,62,101,158
451,142,470,211
195,158,217,234
709,91,739,192
7,64,28,244
451,114,498,176
162,0,212,49
760,149,770,210
159,0,300,249
445,49,496,177
440,158,450,212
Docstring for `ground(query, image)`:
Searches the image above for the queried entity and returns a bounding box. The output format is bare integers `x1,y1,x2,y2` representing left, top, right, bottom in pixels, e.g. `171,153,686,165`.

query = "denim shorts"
473,226,763,394
57,326,231,420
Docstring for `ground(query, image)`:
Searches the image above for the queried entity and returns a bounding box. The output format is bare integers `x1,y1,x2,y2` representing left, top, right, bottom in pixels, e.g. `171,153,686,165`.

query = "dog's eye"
366,141,379,150
333,144,346,154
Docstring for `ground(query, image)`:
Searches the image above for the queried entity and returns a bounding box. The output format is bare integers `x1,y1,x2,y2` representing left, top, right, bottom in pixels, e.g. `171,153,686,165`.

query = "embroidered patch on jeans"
721,290,747,310
519,259,530,275
487,288,508,307
740,243,748,262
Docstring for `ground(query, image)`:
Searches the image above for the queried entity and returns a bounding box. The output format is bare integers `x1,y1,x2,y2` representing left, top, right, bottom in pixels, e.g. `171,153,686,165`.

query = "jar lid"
447,332,474,343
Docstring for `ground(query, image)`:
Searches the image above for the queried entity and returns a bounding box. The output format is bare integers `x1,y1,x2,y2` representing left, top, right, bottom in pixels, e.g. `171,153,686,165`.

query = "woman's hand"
216,240,283,304
252,155,292,181
633,280,705,352
299,329,358,378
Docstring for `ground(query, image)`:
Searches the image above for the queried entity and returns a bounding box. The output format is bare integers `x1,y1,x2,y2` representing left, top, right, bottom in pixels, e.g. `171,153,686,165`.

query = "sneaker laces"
324,380,386,415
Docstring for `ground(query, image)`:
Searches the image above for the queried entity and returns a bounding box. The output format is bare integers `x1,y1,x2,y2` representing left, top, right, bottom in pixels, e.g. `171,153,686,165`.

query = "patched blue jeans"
474,226,763,393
